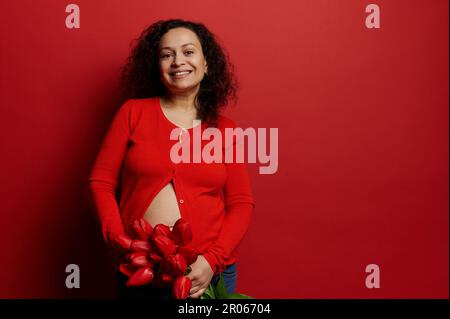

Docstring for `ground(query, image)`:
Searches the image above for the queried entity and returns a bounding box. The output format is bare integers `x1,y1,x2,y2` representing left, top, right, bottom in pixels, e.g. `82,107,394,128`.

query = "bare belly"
143,181,181,230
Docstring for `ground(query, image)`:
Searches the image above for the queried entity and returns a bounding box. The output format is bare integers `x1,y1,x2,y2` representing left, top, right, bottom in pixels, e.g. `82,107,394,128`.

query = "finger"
190,285,205,296
189,286,199,295
187,272,198,281
190,288,205,299
190,279,199,288
189,281,204,295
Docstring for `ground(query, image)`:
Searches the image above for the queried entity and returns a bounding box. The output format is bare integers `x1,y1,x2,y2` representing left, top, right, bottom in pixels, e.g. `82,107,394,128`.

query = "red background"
0,0,448,298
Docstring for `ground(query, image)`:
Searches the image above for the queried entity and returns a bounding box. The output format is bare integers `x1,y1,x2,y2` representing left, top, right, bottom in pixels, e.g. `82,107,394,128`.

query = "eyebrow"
159,43,197,51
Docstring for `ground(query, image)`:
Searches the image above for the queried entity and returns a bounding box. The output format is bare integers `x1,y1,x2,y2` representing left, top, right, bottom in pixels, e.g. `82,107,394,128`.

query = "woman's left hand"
186,255,214,298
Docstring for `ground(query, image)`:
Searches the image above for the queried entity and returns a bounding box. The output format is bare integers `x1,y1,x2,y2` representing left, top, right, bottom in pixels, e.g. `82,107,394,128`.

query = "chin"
169,82,201,91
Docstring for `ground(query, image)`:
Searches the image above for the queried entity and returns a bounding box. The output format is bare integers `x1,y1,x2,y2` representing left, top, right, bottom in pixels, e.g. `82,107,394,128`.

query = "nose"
172,52,186,66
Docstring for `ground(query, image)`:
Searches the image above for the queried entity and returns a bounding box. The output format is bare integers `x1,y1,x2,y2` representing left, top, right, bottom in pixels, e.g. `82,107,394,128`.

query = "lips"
170,70,192,75
170,70,192,78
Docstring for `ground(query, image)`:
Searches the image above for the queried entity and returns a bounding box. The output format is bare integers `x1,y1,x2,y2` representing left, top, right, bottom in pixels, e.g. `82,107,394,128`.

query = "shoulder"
117,97,160,119
114,97,159,130
216,114,237,129
121,97,159,112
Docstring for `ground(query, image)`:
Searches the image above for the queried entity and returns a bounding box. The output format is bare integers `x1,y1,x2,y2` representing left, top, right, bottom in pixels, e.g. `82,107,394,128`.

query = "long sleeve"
203,119,256,275
87,100,134,248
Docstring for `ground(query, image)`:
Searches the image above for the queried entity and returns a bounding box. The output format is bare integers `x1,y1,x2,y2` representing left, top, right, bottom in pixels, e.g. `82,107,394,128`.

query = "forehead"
159,27,202,50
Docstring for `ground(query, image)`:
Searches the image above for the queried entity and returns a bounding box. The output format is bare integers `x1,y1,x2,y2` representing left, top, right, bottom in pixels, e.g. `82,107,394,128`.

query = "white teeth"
172,71,191,76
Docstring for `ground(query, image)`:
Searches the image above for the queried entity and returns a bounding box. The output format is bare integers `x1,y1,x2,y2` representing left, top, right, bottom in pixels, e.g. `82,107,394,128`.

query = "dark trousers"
116,263,237,299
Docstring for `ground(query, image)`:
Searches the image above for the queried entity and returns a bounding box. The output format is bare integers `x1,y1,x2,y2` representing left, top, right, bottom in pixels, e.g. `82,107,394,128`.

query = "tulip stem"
184,266,192,275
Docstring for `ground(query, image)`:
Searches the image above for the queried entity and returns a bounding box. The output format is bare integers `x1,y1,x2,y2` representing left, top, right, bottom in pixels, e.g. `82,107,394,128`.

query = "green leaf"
200,293,211,299
214,274,229,299
209,283,217,298
200,274,255,299
225,293,254,299
184,266,192,276
201,283,216,299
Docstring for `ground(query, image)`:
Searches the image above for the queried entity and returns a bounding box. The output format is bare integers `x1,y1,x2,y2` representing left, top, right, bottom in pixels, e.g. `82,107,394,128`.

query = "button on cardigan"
87,97,255,275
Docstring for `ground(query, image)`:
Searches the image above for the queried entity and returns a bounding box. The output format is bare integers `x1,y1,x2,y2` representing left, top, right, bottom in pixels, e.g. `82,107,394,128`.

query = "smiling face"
158,27,208,95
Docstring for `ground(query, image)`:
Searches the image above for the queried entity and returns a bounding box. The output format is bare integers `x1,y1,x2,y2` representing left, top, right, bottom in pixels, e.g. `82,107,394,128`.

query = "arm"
87,100,134,250
203,119,256,275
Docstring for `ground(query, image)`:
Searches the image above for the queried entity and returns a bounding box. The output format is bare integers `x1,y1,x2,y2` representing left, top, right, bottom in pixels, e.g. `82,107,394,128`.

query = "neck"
162,90,199,113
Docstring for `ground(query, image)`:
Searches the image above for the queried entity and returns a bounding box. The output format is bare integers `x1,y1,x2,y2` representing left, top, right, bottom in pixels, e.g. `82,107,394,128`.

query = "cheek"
196,59,206,70
159,61,171,74
160,68,172,82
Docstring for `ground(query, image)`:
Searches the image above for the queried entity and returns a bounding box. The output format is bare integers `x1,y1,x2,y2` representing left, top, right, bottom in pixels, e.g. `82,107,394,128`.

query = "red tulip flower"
171,218,192,245
152,234,177,256
152,224,173,239
148,252,163,264
126,266,154,287
119,263,136,277
172,276,192,299
153,272,174,287
130,239,152,252
127,252,152,267
162,253,187,277
177,246,199,265
131,218,153,241
112,233,132,253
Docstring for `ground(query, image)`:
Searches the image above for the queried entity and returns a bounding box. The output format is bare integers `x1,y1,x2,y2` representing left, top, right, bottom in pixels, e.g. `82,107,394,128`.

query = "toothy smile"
170,70,192,76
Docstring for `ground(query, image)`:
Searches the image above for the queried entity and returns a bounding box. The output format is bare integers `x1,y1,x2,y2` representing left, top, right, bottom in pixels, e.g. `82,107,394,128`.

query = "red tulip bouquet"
116,217,198,299
116,217,254,299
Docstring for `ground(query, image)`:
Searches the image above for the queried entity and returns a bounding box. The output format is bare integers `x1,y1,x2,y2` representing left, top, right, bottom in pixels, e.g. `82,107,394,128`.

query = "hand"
186,255,214,299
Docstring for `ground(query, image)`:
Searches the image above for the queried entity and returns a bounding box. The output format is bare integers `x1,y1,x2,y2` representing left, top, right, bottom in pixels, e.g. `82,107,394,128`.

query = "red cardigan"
87,97,255,275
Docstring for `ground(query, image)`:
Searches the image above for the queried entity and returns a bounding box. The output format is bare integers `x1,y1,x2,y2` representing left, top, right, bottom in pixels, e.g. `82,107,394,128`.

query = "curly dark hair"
118,19,239,127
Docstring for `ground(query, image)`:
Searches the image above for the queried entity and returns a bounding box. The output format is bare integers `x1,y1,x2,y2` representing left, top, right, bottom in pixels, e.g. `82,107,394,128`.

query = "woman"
88,19,255,299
